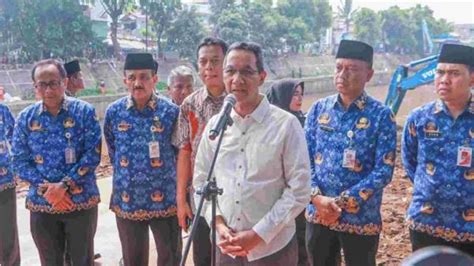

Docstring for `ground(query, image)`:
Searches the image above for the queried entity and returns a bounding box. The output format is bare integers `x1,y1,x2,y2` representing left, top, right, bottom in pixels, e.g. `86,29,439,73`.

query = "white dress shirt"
193,96,311,261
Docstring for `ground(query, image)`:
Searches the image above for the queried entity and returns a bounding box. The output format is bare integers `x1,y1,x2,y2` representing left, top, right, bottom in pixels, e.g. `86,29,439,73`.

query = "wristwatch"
60,180,70,191
310,187,321,200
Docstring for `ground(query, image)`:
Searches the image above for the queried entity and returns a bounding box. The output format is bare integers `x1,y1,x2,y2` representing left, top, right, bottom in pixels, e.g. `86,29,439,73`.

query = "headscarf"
266,79,306,127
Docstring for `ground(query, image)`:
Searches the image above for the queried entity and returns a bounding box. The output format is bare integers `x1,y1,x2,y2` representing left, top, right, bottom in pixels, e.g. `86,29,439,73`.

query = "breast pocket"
419,135,446,160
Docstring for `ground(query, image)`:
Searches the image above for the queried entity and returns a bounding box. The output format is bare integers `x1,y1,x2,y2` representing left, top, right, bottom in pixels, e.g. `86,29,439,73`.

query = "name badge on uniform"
149,141,160,159
343,149,356,169
65,147,76,164
457,146,472,167
0,141,7,154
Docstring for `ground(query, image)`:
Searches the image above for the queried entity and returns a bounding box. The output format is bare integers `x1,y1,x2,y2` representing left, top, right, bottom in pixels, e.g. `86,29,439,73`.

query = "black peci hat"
438,43,474,67
336,40,374,65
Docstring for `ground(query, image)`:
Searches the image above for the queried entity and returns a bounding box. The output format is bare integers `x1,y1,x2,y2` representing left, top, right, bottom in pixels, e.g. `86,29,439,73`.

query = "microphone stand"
180,114,233,266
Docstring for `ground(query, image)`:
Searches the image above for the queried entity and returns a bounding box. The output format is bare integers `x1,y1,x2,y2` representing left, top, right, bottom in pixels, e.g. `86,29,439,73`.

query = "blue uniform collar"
332,91,368,111
433,95,474,116
126,93,158,111
37,96,70,115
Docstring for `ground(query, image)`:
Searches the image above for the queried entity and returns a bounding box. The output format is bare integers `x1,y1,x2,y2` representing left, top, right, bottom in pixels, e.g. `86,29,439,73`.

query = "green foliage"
156,81,167,91
215,7,249,45
353,8,381,47
10,0,102,61
209,0,332,55
77,86,115,97
375,5,453,56
99,0,134,58
165,7,207,60
337,0,358,32
142,0,181,56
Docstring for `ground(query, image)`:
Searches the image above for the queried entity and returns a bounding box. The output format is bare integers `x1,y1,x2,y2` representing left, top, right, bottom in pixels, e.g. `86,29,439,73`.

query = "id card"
0,141,7,154
65,147,76,164
149,141,160,159
342,149,356,168
457,146,472,167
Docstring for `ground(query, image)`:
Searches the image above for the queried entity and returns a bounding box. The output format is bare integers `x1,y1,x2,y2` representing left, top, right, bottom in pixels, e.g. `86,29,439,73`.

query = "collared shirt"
305,92,397,235
104,94,179,221
193,96,311,261
0,104,15,192
12,97,102,214
172,87,226,172
402,99,474,243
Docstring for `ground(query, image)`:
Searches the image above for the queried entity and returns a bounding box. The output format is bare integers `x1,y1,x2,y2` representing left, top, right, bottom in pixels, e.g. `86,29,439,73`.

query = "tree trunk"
156,23,164,59
111,17,121,60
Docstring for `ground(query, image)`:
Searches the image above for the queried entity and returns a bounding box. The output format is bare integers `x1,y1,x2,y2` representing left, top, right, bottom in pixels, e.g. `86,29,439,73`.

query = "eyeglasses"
35,80,62,90
224,68,259,78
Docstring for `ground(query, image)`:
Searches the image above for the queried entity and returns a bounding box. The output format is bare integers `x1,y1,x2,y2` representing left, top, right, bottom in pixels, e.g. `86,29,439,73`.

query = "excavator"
384,20,461,115
383,54,438,115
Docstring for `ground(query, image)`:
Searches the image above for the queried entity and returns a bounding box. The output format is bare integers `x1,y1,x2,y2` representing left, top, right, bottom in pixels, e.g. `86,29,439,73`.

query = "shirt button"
240,148,244,152
242,132,246,135
237,218,241,221
236,201,240,204
237,183,240,186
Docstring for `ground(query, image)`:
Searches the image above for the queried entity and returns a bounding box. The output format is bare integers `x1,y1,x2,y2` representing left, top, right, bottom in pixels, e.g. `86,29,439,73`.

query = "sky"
327,0,474,24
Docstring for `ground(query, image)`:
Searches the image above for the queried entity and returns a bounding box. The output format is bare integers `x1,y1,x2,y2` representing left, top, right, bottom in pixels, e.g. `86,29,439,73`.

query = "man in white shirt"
193,42,311,265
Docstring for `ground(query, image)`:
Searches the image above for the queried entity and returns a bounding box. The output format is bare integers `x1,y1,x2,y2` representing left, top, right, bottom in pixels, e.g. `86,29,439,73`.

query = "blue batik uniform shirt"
402,99,474,243
0,104,15,192
305,92,397,235
104,94,179,221
12,97,102,213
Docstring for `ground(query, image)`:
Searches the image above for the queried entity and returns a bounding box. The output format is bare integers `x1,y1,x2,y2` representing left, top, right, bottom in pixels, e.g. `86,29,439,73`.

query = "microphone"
209,94,237,140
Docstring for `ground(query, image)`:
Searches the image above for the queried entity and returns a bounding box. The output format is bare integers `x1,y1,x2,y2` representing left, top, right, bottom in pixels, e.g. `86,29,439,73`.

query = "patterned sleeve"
12,112,45,186
304,102,320,189
3,106,15,144
401,111,418,183
341,108,397,212
172,101,192,151
104,105,115,164
64,105,102,184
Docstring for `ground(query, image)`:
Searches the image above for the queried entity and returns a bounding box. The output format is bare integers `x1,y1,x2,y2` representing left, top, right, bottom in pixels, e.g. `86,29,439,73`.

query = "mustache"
132,85,145,90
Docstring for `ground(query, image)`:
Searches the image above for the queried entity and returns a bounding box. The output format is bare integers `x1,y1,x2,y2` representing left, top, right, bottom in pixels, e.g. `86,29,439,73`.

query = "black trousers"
30,206,98,266
116,215,182,266
192,215,212,266
296,211,309,266
306,223,379,266
410,229,474,256
0,188,20,266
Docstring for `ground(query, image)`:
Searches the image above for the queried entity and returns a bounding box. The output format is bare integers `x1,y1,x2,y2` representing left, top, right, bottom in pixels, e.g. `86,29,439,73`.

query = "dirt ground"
18,84,436,265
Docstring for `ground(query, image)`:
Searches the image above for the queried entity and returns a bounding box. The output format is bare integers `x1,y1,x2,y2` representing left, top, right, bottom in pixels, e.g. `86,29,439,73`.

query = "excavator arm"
384,55,438,115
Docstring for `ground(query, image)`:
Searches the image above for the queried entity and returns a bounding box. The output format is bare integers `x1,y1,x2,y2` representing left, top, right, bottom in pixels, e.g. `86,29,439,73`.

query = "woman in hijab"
266,78,308,266
266,79,305,127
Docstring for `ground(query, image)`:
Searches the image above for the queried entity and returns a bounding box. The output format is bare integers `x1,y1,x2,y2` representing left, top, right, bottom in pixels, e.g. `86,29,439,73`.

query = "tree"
380,6,417,54
165,7,207,60
12,0,98,61
99,0,133,59
408,4,453,55
215,7,249,45
0,0,20,55
353,8,381,47
313,0,333,41
142,0,181,58
209,0,235,33
337,0,357,32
